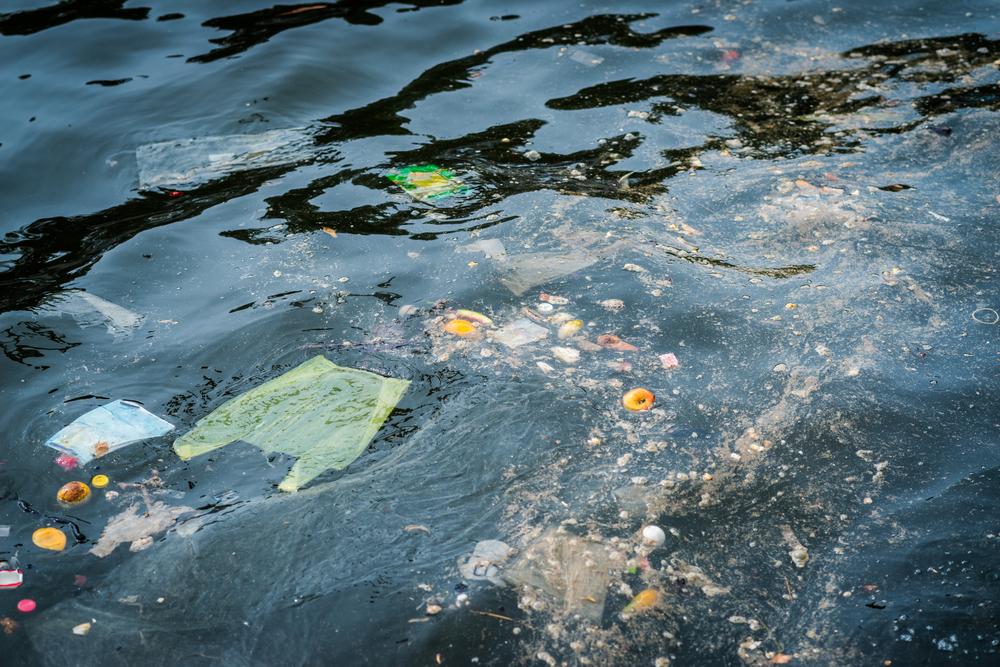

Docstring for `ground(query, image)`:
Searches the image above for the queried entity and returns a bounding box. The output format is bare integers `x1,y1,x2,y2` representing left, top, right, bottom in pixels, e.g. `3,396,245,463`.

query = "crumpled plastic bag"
173,356,410,492
45,399,174,464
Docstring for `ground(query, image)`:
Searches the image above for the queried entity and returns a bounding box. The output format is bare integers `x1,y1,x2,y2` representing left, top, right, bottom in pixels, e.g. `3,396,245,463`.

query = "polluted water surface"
0,0,999,665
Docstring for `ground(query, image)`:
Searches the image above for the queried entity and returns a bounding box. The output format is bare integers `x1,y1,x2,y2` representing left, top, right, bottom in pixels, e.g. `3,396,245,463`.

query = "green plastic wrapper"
385,164,467,202
173,356,410,492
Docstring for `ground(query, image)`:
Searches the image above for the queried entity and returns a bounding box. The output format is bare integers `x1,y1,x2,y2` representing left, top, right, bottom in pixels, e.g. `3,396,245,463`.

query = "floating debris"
781,526,809,568
56,481,91,506
552,346,580,364
44,399,174,465
454,309,494,326
136,127,316,189
623,589,660,615
91,474,110,489
597,334,638,351
458,539,513,585
173,356,410,492
622,388,655,411
54,454,79,471
32,527,67,552
72,622,92,636
659,353,680,370
557,319,583,339
44,290,143,340
500,251,601,296
444,319,476,336
505,530,617,622
600,299,625,312
493,318,548,348
386,164,467,202
90,501,194,558
641,525,667,548
569,49,604,67
539,293,569,305
461,239,507,259
0,566,23,589
403,524,431,535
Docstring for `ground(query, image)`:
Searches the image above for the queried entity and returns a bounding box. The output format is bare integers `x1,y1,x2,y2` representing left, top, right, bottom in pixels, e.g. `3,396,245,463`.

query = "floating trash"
641,525,666,548
444,319,476,336
597,334,638,351
972,307,999,325
45,399,174,465
0,565,23,589
622,388,655,411
492,318,549,348
386,164,467,202
32,527,67,552
454,309,493,326
623,589,660,615
539,293,569,305
552,346,580,364
0,526,9,538
460,239,507,259
43,290,143,340
173,356,410,492
56,481,91,506
16,599,36,613
659,353,680,369
72,622,92,636
557,319,583,339
135,127,317,189
91,474,110,489
500,251,600,296
53,454,79,471
90,501,194,558
569,49,604,67
504,529,619,623
458,539,513,586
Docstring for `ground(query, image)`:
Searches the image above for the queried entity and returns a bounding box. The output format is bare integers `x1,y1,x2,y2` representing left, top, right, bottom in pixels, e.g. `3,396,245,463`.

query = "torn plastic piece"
386,164,467,202
458,540,513,586
0,526,9,538
45,400,174,465
173,356,410,492
90,501,194,558
135,127,316,189
504,529,618,623
460,239,507,259
54,454,79,471
492,318,549,349
43,290,142,340
0,565,23,589
499,242,627,296
569,49,604,66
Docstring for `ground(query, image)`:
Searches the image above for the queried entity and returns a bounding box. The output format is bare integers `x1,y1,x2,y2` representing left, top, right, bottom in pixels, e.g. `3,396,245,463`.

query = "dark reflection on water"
191,1,465,63
1,0,999,665
0,1,149,36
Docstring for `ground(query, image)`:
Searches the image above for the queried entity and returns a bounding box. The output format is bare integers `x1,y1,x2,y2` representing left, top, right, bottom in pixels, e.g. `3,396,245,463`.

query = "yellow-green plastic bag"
173,356,410,492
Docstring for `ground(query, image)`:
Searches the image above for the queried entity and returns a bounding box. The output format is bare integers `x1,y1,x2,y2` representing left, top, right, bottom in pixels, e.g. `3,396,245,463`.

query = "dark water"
1,0,1000,664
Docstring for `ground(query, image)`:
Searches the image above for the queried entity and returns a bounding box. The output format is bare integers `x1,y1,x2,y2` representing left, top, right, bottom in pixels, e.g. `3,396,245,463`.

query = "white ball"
641,525,666,547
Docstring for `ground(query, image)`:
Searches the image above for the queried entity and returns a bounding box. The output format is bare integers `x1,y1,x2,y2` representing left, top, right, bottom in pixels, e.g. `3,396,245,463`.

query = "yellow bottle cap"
91,474,110,489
